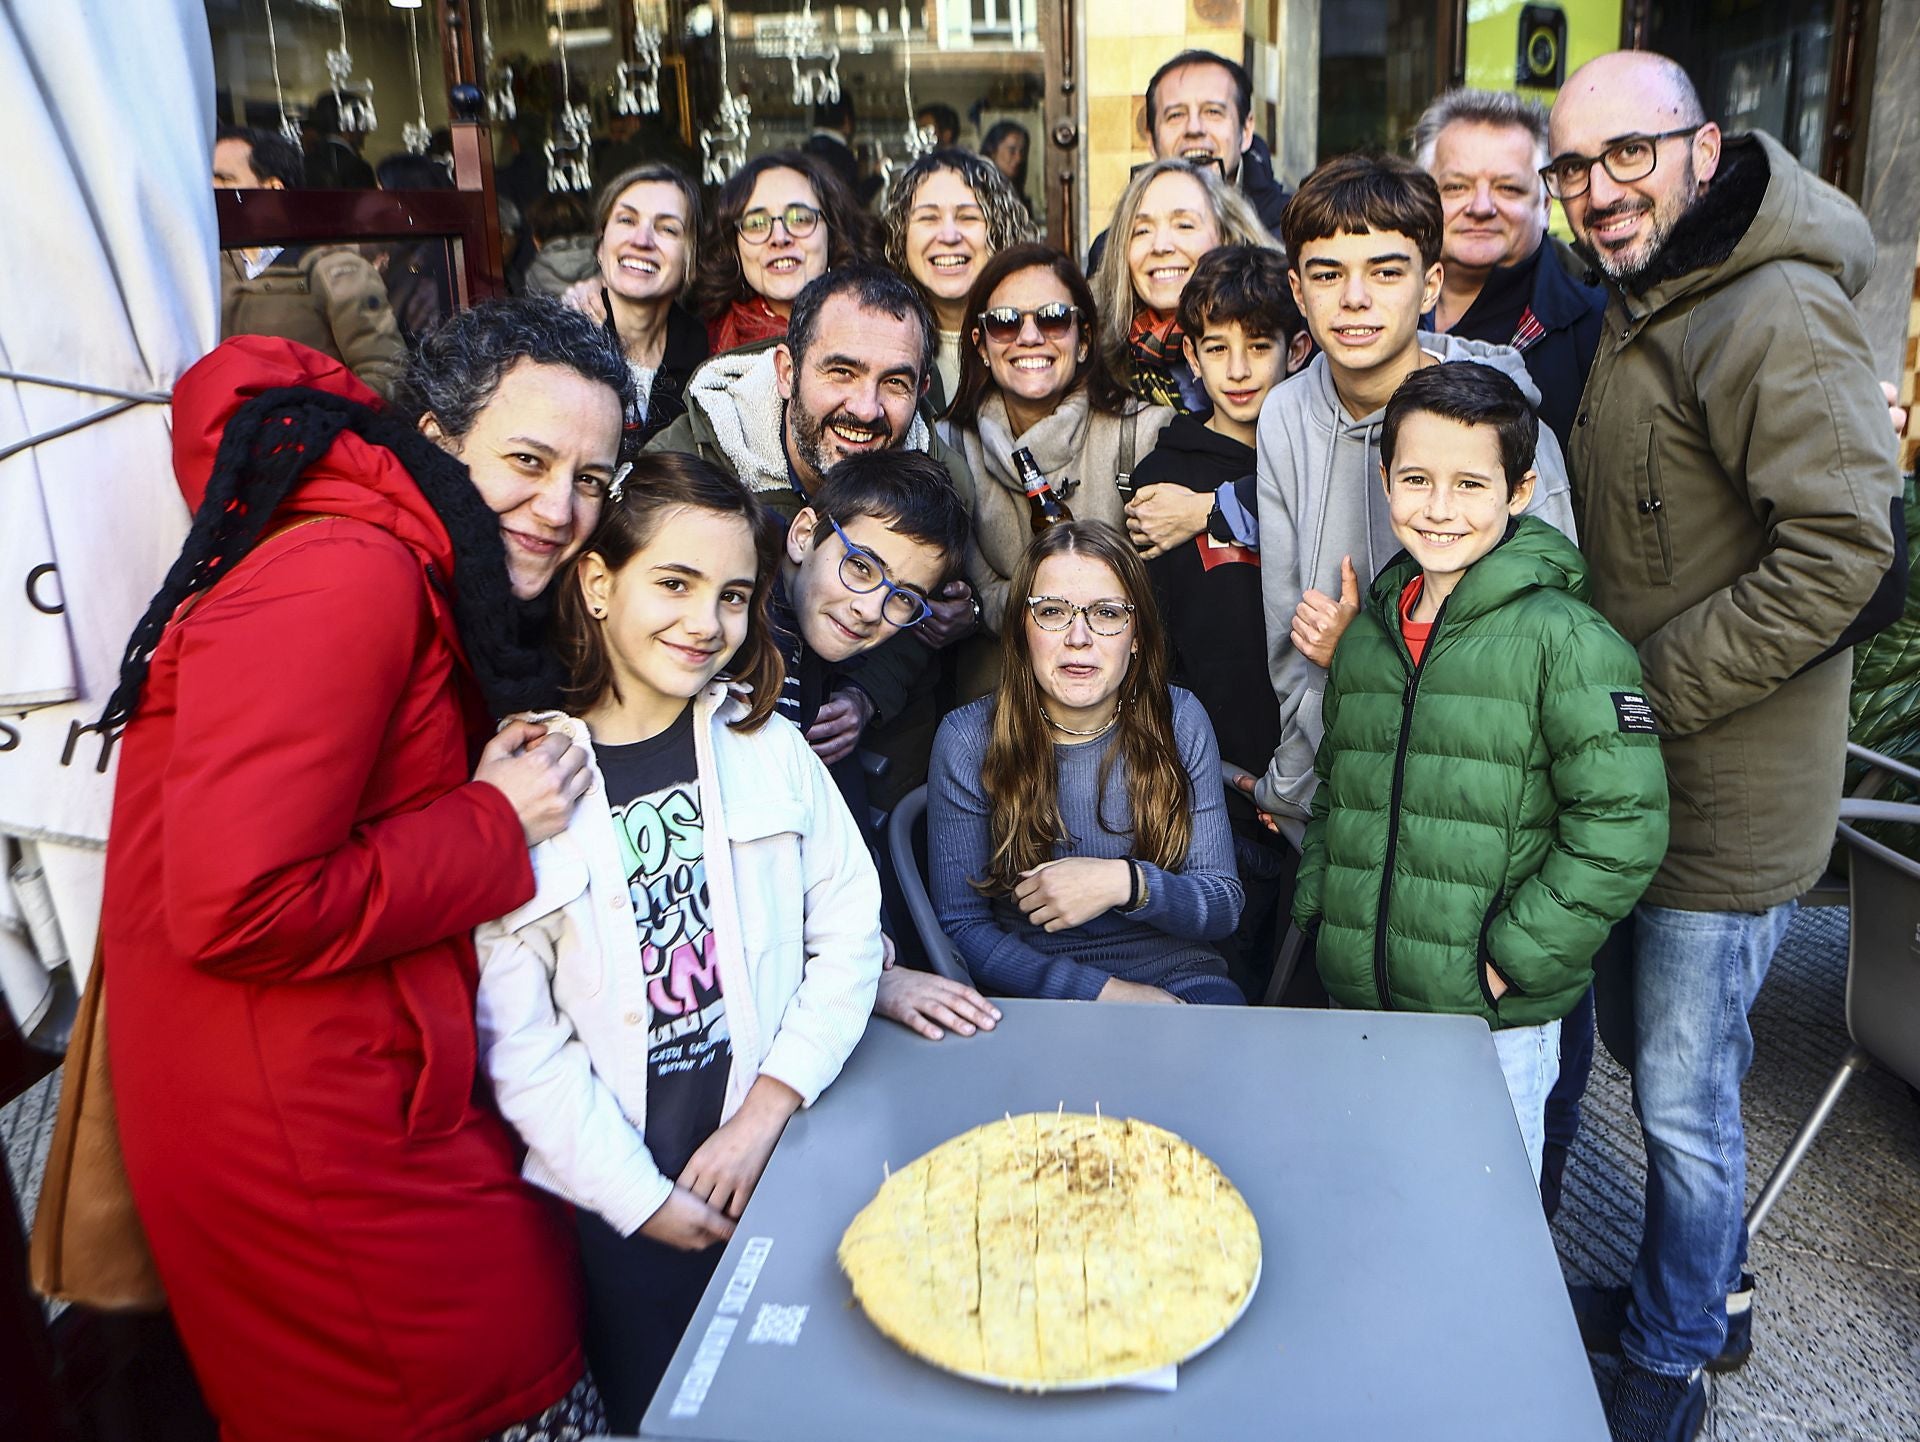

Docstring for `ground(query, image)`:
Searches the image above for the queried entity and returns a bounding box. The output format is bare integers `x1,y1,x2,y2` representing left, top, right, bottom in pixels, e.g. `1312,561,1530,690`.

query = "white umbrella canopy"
0,1,217,1024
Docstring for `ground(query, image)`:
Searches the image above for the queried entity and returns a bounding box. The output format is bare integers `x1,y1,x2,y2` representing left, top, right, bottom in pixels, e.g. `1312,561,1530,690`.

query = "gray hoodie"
1253,332,1578,820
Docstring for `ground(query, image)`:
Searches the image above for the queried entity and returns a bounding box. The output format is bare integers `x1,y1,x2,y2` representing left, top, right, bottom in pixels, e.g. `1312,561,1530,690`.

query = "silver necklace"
1045,709,1119,739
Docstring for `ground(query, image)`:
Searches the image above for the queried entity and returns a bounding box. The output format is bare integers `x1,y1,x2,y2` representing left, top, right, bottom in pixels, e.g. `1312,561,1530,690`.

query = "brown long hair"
975,521,1191,894
684,150,877,322
943,242,1130,428
555,453,784,731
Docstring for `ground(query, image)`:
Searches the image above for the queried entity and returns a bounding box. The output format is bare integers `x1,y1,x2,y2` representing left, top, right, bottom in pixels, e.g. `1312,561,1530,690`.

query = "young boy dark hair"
1252,151,1578,831
1294,361,1667,1176
1123,243,1311,999
775,448,970,736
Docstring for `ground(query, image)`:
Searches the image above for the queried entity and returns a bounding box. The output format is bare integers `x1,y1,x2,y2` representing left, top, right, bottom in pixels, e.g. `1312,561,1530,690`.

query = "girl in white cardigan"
474,453,885,1431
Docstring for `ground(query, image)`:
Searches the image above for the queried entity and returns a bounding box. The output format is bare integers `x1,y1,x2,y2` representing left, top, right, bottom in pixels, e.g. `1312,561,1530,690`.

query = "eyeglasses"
1539,126,1704,200
1026,595,1136,635
977,302,1082,344
828,516,930,628
736,203,821,244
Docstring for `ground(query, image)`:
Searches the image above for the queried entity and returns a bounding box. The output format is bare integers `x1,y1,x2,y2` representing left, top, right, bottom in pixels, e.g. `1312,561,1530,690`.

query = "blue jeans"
1620,900,1796,1375
1492,1019,1562,1184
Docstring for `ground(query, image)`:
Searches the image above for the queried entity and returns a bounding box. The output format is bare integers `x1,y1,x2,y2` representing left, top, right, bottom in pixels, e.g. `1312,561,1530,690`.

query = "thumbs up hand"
1290,555,1362,668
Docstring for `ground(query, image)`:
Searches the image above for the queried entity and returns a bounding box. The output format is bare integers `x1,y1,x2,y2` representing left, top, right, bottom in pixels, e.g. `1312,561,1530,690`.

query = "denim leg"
1622,900,1796,1375
1491,1019,1562,1184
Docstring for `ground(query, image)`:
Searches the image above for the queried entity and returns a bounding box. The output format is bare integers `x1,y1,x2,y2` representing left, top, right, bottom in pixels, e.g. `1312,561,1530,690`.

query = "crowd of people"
112,43,1908,1442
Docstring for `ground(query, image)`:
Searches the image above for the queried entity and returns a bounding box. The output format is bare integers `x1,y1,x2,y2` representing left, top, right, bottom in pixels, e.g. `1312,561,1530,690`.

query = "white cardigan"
474,685,884,1236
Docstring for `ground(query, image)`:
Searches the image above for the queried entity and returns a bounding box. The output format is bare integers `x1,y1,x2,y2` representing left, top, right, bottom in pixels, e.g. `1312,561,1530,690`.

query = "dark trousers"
1540,983,1597,1219
574,1209,723,1434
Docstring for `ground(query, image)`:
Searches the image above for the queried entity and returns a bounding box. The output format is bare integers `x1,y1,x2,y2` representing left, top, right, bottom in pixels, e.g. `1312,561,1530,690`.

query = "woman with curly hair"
927,520,1245,1005
686,149,877,354
880,147,1033,406
1091,158,1276,411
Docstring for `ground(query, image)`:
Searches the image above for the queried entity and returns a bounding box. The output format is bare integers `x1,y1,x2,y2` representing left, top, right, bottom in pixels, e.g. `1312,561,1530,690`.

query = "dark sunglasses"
977,302,1082,343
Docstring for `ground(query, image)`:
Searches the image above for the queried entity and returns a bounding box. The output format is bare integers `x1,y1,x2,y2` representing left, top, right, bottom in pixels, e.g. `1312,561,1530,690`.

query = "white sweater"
474,685,884,1235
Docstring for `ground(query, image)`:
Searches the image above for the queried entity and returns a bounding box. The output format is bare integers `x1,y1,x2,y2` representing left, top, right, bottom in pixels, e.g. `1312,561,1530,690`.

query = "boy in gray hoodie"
1251,154,1578,824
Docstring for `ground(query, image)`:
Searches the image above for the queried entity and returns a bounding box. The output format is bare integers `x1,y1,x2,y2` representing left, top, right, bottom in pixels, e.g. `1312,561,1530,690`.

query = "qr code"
747,1302,809,1346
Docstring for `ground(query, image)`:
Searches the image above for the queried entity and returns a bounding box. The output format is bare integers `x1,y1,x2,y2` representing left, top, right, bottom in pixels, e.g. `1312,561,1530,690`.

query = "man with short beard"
1548,51,1902,1442
648,265,974,786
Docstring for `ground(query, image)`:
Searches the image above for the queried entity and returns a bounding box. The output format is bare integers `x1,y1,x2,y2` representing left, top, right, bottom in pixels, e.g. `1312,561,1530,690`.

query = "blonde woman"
1091,159,1275,410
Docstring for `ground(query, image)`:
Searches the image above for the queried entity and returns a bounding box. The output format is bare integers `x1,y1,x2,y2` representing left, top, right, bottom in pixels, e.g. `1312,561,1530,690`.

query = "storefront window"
1316,0,1443,162
1646,0,1834,171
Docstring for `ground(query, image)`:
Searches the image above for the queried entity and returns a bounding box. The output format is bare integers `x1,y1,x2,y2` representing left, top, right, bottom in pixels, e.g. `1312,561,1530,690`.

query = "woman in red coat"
102,304,633,1442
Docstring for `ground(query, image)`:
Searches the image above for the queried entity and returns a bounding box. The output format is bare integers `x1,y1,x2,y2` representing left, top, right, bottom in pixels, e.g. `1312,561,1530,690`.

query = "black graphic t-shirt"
595,706,730,1182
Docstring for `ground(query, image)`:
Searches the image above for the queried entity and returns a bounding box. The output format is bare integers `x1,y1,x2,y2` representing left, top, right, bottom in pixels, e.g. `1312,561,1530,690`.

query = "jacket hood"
170,336,455,574
1619,131,1876,310
1153,412,1255,463
682,345,937,494
523,234,600,296
1368,514,1590,628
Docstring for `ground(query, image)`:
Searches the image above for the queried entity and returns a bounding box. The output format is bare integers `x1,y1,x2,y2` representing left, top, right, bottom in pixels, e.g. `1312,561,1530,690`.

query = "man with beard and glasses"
1548,51,1904,1442
648,265,975,793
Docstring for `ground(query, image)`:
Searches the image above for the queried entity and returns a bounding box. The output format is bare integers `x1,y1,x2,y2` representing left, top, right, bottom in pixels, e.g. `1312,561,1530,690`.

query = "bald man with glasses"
1548,50,1903,1442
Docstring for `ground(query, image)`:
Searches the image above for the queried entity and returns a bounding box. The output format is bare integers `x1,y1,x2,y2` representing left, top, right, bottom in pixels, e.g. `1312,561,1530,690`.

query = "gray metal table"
637,1000,1607,1441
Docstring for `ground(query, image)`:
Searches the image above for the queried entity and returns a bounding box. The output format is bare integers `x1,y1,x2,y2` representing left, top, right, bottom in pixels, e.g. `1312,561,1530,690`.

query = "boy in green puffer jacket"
1294,363,1668,1180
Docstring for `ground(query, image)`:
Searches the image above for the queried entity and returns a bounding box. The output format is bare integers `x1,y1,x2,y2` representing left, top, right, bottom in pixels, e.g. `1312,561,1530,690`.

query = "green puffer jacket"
1294,518,1669,1027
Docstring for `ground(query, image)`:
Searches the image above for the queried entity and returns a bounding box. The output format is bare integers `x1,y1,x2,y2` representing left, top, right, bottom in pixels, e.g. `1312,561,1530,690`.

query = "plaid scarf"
1125,309,1188,411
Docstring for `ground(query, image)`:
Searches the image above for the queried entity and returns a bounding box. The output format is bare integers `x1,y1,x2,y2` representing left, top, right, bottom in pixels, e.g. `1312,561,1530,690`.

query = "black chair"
884,785,973,984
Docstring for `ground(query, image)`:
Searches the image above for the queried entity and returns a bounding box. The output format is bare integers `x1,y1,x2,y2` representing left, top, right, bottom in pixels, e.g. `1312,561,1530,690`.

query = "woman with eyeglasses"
880,148,1034,408
926,520,1245,1005
686,150,876,355
939,243,1174,639
1093,159,1277,411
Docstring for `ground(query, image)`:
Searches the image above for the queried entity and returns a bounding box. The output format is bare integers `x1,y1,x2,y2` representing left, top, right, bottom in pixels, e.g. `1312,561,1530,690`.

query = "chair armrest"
1846,742,1920,794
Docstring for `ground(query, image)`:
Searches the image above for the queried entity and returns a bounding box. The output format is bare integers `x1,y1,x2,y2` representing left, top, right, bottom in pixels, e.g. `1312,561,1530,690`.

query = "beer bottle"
1013,447,1073,533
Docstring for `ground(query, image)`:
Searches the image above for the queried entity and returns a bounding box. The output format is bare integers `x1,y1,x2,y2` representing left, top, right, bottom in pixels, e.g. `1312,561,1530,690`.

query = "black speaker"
1516,4,1567,90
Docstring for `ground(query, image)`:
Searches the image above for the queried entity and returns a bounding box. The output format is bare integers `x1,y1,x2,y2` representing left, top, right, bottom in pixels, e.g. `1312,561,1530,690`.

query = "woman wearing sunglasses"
926,520,1245,1005
1092,159,1276,411
880,148,1034,409
939,244,1174,641
687,150,876,355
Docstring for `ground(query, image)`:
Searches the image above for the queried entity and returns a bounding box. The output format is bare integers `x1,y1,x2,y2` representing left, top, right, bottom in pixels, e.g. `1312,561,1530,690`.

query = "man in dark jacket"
1549,51,1903,1441
1411,88,1604,454
1086,50,1291,272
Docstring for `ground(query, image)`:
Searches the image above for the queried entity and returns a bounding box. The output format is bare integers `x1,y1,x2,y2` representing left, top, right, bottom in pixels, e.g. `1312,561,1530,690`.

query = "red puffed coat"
105,338,584,1442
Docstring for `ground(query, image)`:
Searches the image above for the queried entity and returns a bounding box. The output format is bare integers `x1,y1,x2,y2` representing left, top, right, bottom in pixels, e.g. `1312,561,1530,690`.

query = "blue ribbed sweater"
926,689,1245,1003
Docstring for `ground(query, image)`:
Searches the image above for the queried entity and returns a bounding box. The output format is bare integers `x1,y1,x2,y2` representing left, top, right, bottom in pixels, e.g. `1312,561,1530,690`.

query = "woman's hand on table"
1096,976,1182,1004
875,968,1002,1040
679,1076,801,1219
474,720,590,845
639,1184,737,1252
1124,484,1213,560
1014,857,1133,931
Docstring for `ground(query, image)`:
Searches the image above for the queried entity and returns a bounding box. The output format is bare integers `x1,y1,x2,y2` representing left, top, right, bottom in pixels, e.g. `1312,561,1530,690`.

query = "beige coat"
220,246,407,398
940,388,1174,632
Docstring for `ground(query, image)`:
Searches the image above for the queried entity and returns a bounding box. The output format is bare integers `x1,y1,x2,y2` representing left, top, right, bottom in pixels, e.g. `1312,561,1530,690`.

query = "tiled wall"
1082,1,1248,243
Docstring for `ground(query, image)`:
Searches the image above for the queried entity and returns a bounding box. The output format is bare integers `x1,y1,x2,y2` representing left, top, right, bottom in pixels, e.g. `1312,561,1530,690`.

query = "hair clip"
607,462,633,503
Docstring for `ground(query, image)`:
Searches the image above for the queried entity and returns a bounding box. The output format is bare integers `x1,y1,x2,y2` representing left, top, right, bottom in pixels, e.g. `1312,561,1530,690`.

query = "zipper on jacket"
1371,597,1449,1010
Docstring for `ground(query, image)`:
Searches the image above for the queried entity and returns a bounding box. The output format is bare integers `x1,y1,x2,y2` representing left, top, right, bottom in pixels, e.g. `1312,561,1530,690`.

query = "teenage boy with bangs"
1124,243,1312,999
1294,361,1666,1179
1250,153,1578,828
774,448,1002,1044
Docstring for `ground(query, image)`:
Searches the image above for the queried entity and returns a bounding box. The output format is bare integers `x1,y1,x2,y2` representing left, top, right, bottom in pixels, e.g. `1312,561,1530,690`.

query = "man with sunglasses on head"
650,265,977,793
1547,52,1903,1442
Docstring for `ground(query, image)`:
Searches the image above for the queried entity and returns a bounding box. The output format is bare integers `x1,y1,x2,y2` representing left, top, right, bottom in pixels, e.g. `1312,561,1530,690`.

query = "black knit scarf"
102,386,567,732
